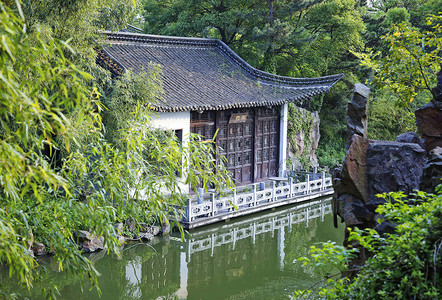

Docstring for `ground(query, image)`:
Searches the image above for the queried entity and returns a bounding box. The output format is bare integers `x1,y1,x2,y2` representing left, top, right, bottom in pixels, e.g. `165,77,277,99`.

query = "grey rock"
366,141,427,202
125,218,136,233
151,226,161,236
420,146,442,193
373,214,396,235
335,194,374,227
31,242,47,256
415,102,442,151
346,84,369,148
139,232,154,241
396,132,425,149
115,223,124,235
138,223,161,236
161,221,171,235
77,230,104,253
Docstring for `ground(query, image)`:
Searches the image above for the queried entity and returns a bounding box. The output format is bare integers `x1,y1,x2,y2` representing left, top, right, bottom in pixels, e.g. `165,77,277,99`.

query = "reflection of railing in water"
185,199,332,256
182,172,333,229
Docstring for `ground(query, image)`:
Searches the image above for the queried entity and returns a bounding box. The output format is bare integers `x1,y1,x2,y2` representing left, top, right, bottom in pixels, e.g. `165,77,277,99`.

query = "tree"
143,0,366,168
354,13,442,139
0,2,233,298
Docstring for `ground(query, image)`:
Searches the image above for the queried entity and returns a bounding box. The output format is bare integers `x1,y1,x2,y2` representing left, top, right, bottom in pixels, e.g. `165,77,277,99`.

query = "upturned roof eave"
99,30,344,88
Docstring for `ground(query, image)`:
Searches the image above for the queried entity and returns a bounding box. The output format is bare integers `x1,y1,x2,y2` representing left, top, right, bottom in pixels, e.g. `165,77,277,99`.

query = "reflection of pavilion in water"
123,198,332,300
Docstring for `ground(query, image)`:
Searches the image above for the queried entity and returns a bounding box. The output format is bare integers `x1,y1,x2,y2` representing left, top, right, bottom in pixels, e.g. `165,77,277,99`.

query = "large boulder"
76,230,104,253
346,83,370,148
420,146,442,193
339,135,372,203
335,193,374,227
366,141,427,203
396,132,425,148
415,102,442,151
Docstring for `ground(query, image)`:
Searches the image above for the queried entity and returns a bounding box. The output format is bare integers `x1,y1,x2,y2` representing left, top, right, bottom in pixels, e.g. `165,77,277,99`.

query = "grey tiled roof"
98,31,343,112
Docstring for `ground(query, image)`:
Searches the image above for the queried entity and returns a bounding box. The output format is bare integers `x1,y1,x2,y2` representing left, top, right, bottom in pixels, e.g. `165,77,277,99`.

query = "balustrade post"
233,228,237,250
210,193,215,216
234,189,237,210
272,181,276,202
188,199,192,222
253,183,257,207
289,177,293,197
306,174,310,194
322,171,326,190
197,187,204,204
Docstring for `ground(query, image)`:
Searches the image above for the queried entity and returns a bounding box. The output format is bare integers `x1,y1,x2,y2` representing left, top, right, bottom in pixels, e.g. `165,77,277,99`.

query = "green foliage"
287,104,314,169
102,68,163,149
294,187,442,299
357,14,442,107
19,0,139,67
317,80,352,168
143,0,365,168
316,140,346,168
0,3,233,298
0,3,107,294
367,87,428,140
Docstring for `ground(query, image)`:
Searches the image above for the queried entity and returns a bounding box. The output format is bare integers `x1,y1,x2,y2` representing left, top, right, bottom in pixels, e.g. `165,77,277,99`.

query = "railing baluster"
253,183,257,207
289,177,293,197
210,193,215,216
188,199,192,221
322,171,326,190
234,189,237,210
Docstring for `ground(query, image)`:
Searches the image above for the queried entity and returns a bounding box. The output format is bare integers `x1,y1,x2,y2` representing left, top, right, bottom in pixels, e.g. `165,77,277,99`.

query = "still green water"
37,198,344,299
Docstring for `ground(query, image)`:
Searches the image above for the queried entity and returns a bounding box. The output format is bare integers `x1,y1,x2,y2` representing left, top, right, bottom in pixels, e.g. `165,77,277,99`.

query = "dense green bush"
294,186,442,299
0,3,233,298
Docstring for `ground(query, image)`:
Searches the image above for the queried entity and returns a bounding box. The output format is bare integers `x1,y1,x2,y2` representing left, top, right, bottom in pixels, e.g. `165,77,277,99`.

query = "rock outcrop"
420,146,442,193
346,83,369,148
415,103,442,151
287,106,321,168
76,230,105,253
333,76,441,249
366,141,426,202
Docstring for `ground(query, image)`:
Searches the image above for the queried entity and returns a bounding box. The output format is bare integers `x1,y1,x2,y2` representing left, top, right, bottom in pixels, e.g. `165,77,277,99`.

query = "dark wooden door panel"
191,107,278,185
215,109,254,185
254,107,279,182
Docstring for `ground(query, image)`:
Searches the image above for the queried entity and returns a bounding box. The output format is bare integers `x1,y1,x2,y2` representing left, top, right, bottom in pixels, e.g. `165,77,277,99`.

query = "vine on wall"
287,103,315,169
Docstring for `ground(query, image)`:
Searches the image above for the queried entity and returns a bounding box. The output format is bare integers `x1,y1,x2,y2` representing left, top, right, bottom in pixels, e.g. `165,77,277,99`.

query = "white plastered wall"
149,111,191,146
149,111,191,192
279,103,288,177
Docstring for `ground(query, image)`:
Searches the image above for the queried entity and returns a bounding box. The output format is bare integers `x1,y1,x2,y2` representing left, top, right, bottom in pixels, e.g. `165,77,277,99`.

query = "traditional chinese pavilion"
97,31,343,185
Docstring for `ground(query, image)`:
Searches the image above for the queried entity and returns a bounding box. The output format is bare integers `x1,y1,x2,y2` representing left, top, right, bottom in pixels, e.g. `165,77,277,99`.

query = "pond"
24,197,344,299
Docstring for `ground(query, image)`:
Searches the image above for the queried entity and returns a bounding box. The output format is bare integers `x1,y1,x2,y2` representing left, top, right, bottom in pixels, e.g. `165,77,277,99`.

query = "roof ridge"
101,31,344,87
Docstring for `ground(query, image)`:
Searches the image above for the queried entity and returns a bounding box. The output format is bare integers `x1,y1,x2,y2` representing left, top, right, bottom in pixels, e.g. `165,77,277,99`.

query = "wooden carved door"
254,107,279,182
216,109,254,185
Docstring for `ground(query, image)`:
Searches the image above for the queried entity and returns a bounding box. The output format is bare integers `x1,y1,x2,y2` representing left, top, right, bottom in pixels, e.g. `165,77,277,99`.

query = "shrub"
294,186,442,299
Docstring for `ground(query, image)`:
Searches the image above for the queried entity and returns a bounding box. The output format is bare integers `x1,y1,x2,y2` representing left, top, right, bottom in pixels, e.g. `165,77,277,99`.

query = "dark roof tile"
98,31,343,112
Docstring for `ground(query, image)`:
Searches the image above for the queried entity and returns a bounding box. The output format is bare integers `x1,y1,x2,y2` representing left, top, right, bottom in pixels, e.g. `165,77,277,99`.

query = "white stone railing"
185,172,332,222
